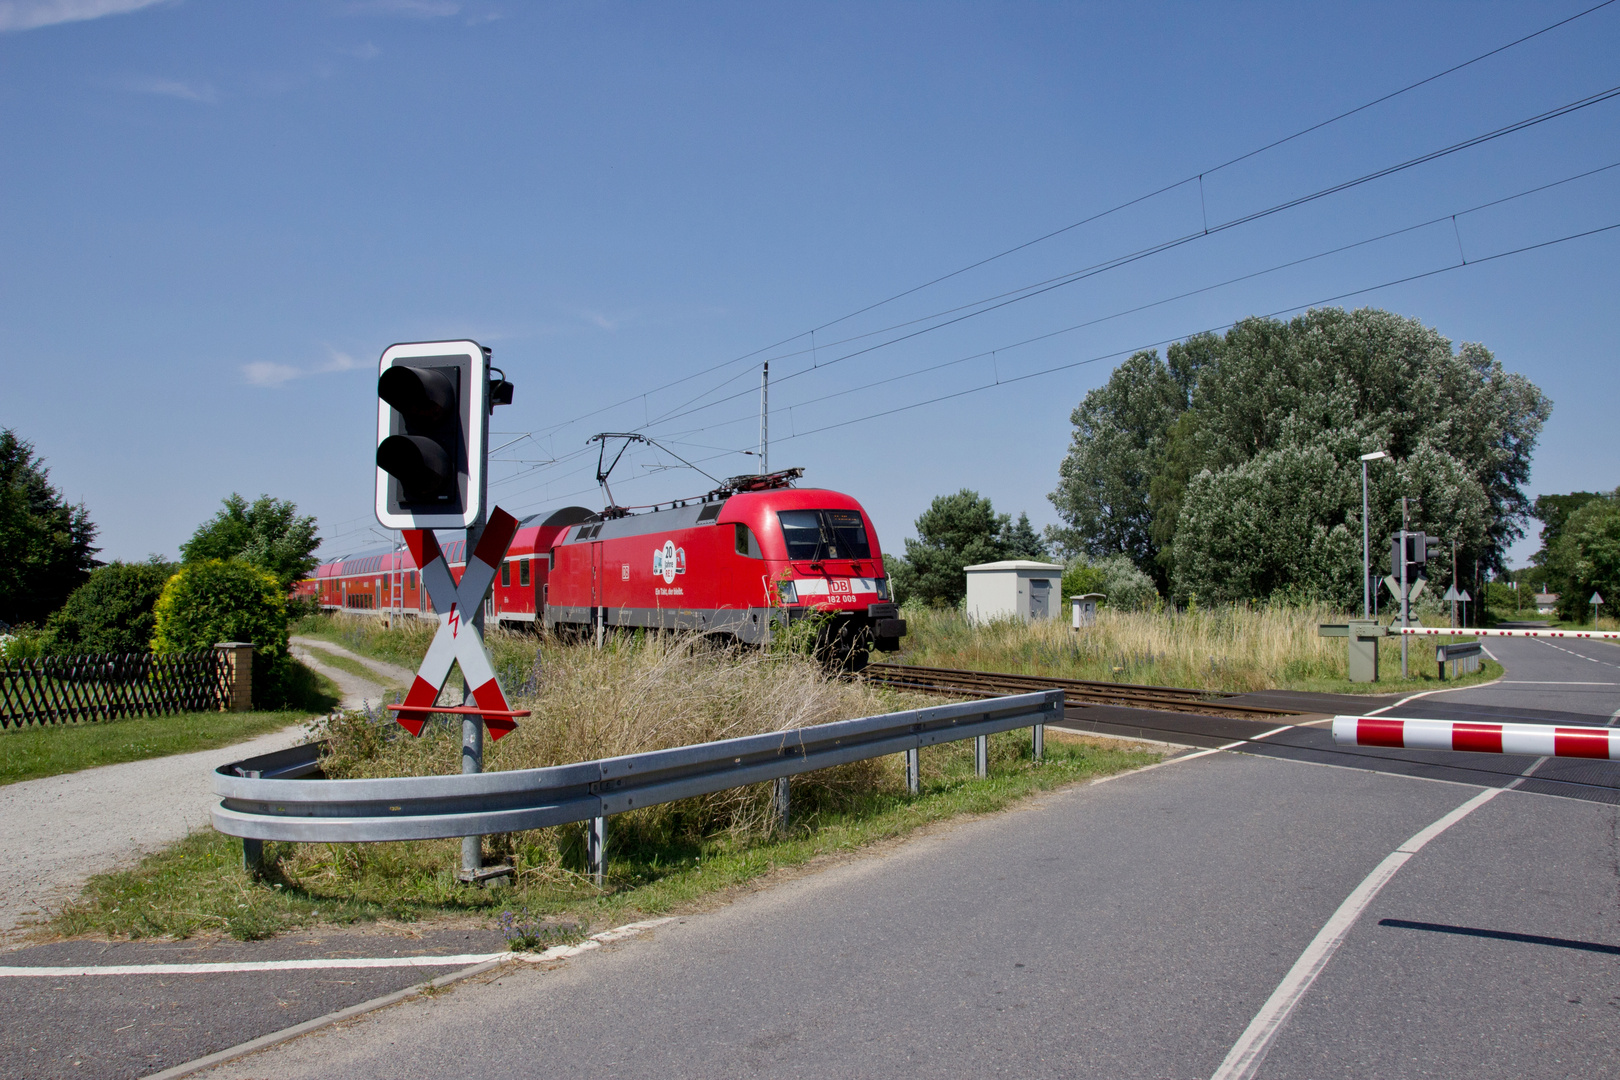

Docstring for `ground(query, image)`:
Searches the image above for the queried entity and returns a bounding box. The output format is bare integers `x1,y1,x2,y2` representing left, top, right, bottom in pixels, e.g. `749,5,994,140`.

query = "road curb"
140,918,674,1079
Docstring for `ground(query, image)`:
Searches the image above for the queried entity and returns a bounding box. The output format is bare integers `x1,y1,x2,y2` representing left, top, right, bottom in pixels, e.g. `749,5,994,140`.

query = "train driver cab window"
501,561,510,587
734,523,763,559
519,559,530,586
548,550,556,571
777,510,872,560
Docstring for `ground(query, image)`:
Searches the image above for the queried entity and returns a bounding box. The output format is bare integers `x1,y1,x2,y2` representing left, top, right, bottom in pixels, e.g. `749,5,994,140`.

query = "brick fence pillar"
214,642,254,712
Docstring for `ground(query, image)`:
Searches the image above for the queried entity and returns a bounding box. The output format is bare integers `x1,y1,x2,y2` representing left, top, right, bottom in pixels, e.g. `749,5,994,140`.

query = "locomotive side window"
501,561,510,587
519,559,530,586
734,523,763,559
778,510,872,560
407,571,416,590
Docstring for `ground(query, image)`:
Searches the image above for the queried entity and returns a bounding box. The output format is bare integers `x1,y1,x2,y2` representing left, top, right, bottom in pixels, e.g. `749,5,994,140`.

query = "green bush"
1061,554,1159,611
44,559,174,655
152,559,291,707
0,626,48,660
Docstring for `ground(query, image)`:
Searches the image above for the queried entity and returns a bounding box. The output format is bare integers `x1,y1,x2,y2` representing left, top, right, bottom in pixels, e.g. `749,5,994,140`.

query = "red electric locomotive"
302,469,905,669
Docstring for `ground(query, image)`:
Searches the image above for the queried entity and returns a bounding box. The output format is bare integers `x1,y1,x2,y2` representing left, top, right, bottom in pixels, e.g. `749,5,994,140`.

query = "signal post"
374,339,519,883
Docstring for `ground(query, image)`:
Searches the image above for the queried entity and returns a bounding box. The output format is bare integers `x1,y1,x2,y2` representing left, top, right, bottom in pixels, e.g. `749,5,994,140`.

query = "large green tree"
181,494,319,589
1049,308,1550,603
1542,491,1620,622
1047,350,1183,573
0,429,100,627
891,490,1044,608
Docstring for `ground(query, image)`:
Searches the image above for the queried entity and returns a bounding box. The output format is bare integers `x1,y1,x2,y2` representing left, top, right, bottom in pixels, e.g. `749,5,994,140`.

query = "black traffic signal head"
375,341,488,529
377,365,459,501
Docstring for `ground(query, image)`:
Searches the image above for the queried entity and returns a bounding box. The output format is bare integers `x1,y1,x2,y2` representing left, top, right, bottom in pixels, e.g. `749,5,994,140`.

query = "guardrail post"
243,838,263,877
772,776,790,832
975,734,988,778
587,815,606,886
1032,721,1044,763
905,748,920,795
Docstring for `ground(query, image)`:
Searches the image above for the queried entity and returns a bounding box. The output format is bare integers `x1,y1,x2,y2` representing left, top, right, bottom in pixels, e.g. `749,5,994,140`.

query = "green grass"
0,709,313,786
51,729,1158,942
1280,653,1503,696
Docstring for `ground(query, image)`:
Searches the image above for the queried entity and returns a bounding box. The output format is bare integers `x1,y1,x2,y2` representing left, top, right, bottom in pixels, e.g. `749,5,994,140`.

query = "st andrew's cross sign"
388,507,527,740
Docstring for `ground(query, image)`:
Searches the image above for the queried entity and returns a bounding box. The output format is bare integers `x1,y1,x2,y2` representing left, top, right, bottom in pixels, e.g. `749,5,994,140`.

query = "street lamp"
1360,451,1390,619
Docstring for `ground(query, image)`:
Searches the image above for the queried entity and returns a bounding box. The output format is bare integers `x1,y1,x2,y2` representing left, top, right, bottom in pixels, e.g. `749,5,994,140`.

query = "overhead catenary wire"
503,3,1615,449
496,207,1620,515
770,220,1620,447
640,84,1620,434
498,218,1620,516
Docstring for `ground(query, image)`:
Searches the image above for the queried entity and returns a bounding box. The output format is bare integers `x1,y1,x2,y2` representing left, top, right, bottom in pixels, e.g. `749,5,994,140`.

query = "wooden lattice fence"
0,651,232,729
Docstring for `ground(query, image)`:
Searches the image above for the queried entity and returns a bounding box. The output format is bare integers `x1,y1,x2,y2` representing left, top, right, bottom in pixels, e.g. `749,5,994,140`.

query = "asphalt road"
189,635,1620,1079
10,634,1619,1079
0,927,512,1080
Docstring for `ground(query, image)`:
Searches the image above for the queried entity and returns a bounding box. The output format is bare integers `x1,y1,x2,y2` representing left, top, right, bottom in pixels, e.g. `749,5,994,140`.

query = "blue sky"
2,0,1616,569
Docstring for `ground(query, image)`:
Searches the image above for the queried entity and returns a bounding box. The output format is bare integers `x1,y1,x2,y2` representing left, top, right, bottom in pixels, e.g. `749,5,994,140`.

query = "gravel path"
0,645,419,943
288,636,416,690
0,724,309,942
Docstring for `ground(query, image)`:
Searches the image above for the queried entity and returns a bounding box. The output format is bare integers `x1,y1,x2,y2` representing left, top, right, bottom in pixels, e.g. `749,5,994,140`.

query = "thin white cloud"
121,75,215,102
242,362,303,388
244,347,369,388
319,348,363,373
0,0,169,33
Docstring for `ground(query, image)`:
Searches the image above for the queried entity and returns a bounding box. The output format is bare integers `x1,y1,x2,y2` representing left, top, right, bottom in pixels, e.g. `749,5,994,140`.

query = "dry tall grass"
895,604,1358,692
305,630,943,879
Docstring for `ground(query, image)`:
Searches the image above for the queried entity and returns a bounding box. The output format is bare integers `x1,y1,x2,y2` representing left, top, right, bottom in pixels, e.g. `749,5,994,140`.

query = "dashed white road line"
1209,786,1503,1080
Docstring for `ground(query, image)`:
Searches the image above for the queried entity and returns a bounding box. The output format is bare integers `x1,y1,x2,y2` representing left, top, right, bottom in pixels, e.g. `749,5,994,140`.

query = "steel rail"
862,663,1298,720
212,691,1062,844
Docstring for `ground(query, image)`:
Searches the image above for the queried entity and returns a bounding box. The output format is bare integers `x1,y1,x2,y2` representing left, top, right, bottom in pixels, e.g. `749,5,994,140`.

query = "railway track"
861,663,1301,721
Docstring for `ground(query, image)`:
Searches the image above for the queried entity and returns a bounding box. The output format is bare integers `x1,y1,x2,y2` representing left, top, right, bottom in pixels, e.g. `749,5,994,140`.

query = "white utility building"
963,560,1066,622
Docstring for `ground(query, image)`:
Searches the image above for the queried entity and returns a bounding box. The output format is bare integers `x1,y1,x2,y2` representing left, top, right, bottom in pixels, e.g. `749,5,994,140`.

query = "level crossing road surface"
10,635,1620,1079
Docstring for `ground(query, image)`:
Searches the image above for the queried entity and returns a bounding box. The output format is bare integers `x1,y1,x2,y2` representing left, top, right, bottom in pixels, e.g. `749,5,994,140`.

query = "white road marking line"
1500,680,1620,685
0,955,503,978
137,919,676,1080
1209,786,1502,1080
0,918,674,979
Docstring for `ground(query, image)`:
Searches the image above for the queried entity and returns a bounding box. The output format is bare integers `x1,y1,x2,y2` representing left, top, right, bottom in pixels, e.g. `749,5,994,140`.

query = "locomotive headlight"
777,580,798,605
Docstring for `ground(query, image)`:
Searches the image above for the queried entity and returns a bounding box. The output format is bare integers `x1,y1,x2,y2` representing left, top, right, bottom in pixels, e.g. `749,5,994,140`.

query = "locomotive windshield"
777,510,872,560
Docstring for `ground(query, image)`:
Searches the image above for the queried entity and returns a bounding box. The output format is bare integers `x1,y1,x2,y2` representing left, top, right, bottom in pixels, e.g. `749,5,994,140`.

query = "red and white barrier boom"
1333,715,1620,760
388,507,528,740
1396,626,1620,641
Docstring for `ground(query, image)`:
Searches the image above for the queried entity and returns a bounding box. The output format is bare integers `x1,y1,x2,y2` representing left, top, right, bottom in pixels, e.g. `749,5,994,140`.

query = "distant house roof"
963,560,1066,573
1535,592,1560,604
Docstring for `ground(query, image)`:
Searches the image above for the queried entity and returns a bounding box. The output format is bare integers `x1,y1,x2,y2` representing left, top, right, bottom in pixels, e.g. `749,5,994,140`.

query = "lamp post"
1359,451,1390,619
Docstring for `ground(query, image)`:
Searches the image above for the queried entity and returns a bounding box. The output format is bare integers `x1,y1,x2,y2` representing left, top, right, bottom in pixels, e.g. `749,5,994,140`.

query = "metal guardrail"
1434,639,1483,679
213,691,1062,878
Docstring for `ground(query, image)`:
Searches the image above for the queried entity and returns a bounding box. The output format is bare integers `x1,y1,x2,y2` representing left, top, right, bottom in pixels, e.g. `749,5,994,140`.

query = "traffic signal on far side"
1390,531,1441,583
375,340,489,529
